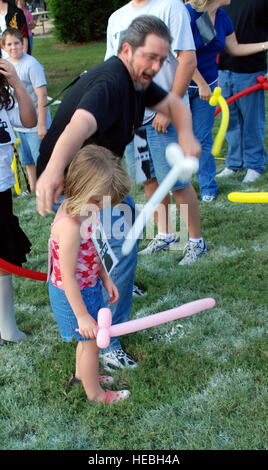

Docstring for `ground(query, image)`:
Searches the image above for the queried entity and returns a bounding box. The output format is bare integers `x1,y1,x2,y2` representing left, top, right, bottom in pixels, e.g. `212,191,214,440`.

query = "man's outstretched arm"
36,109,97,216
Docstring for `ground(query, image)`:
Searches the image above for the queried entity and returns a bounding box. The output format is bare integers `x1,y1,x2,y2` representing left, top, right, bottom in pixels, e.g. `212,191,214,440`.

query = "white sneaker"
138,233,177,255
133,284,147,297
202,195,216,203
99,349,137,372
216,168,236,178
242,169,261,183
178,240,207,266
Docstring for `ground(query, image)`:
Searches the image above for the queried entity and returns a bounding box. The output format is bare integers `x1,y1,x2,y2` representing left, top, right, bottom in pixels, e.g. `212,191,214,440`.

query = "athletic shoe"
133,284,147,297
99,348,137,372
178,240,207,266
17,191,30,198
202,195,216,203
216,167,236,178
242,169,261,183
138,233,178,255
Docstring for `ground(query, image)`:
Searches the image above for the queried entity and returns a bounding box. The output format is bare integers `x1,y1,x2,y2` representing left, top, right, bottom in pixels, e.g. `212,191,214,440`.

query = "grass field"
0,37,267,452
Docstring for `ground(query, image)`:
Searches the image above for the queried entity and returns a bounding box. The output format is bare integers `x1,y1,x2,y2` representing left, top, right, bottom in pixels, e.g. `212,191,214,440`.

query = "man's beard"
133,81,148,91
129,59,154,91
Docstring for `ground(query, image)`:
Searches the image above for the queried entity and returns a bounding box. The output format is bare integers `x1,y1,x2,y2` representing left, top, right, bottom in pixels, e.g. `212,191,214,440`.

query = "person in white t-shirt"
2,26,51,193
105,0,207,267
0,54,36,344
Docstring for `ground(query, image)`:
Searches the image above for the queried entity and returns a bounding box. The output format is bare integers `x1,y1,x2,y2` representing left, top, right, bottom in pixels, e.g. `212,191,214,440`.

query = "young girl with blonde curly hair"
48,144,132,404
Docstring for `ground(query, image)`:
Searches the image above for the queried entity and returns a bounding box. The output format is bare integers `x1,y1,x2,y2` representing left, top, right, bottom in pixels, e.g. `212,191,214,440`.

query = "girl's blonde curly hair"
65,144,131,216
187,0,214,12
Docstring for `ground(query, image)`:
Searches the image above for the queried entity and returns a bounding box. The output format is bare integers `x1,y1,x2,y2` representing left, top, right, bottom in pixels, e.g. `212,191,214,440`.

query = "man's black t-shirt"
218,0,268,73
36,56,167,177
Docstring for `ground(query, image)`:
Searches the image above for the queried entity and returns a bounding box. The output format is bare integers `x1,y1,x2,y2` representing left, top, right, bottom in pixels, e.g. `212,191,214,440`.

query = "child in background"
2,27,51,193
0,0,29,53
185,0,268,201
16,0,36,54
0,54,36,343
48,144,132,404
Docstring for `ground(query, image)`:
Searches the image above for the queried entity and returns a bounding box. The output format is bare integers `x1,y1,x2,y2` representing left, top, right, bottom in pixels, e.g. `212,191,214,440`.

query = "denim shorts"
16,131,41,165
124,120,189,191
48,279,104,342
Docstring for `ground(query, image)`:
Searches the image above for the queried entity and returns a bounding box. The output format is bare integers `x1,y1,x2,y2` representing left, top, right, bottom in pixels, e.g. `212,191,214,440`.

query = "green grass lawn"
0,37,267,451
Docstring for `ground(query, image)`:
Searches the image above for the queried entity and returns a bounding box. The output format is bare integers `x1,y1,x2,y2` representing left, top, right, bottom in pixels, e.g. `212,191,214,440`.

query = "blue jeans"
218,70,267,172
125,121,189,190
29,35,33,54
100,194,138,352
188,82,218,198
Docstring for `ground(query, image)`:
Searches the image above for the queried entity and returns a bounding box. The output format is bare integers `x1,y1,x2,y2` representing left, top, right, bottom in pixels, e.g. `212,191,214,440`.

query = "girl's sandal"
69,374,114,386
102,389,131,404
87,390,130,406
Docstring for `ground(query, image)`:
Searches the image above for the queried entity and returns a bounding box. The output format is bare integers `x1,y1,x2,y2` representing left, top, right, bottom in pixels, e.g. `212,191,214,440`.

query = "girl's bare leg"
76,340,105,402
144,178,171,233
25,164,37,193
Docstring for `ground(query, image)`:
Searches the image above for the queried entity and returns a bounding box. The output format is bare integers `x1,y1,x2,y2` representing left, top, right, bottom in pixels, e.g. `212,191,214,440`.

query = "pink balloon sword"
96,297,216,349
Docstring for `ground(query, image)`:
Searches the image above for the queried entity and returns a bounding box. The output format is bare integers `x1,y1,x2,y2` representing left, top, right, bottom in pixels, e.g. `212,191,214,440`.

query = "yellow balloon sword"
209,87,229,157
228,192,268,203
11,139,21,195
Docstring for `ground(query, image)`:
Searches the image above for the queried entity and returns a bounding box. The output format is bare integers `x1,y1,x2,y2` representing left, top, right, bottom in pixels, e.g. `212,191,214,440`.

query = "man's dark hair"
118,15,172,53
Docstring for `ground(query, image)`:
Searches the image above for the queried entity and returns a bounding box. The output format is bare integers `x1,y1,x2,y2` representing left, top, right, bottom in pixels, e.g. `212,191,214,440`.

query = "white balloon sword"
122,143,199,256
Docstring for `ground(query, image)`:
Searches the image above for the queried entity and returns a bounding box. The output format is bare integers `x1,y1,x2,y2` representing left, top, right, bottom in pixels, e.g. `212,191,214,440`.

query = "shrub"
48,0,127,43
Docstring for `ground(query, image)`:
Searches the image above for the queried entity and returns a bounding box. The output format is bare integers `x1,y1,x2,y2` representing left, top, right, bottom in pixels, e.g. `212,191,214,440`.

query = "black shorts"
0,189,31,266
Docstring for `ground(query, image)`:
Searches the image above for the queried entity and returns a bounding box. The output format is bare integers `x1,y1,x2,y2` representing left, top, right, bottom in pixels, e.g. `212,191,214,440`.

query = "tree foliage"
48,0,127,43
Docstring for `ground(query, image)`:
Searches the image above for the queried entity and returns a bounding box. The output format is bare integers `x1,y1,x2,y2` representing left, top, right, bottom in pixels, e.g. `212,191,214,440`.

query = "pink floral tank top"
48,214,101,290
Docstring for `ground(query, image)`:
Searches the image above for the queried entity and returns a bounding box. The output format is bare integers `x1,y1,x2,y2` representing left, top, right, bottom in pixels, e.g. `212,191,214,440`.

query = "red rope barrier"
0,258,47,281
215,75,268,117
